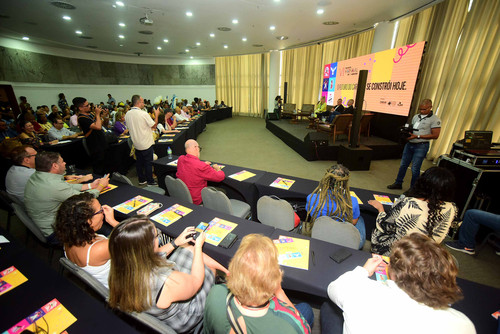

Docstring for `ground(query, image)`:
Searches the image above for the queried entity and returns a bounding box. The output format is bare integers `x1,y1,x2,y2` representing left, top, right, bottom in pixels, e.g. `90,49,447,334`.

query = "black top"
78,113,107,153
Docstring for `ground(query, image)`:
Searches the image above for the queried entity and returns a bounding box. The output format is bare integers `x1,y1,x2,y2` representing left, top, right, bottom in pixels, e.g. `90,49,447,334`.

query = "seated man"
24,151,109,244
37,111,53,132
321,233,475,334
343,99,355,114
6,145,37,203
446,209,500,255
173,107,189,124
48,118,79,141
180,106,192,120
0,120,18,142
327,98,345,123
176,139,225,205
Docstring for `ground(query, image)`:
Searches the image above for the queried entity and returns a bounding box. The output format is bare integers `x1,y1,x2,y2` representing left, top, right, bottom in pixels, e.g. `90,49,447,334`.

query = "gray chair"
300,104,314,113
257,195,298,232
111,172,165,195
12,202,60,263
311,216,361,250
165,175,193,203
0,190,16,232
201,187,251,219
59,258,177,334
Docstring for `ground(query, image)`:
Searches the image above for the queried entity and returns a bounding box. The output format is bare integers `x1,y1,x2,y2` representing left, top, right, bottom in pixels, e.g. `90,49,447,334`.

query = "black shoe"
147,181,158,186
387,183,402,190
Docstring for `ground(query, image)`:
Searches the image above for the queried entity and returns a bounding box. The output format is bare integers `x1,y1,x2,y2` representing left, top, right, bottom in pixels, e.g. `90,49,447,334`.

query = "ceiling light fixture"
22,36,30,40
276,35,288,40
223,44,228,48
75,30,82,34
232,19,238,24
62,15,71,21
157,46,162,50
322,21,339,25
186,11,193,17
119,22,126,27
115,1,124,6
118,35,125,39
196,42,201,46
190,56,194,59
242,37,247,42
185,49,190,52
163,39,169,43
112,4,116,8
317,9,324,15
270,25,276,31
210,33,215,37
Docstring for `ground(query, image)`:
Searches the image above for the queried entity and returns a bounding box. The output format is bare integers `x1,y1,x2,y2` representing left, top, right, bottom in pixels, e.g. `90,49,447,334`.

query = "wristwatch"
170,240,179,249
417,135,421,139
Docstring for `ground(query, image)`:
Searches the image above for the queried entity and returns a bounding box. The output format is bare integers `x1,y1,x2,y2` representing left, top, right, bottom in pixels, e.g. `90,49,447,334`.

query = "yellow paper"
25,299,77,334
228,170,256,182
113,195,153,214
100,183,118,194
273,236,310,270
350,191,363,204
204,218,238,246
374,194,393,205
150,204,193,227
0,266,28,296
270,177,295,190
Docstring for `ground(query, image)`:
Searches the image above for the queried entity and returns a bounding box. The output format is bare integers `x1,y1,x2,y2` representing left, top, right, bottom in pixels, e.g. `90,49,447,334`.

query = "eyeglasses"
26,154,37,158
195,145,203,152
93,206,104,216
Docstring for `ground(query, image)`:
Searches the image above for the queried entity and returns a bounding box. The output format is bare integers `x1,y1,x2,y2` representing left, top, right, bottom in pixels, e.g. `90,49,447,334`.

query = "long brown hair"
108,216,172,312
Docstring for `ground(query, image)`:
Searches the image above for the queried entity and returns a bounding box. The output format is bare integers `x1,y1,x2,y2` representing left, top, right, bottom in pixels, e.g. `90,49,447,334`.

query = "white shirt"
328,266,475,334
48,126,75,140
6,165,35,203
174,113,189,122
125,107,155,150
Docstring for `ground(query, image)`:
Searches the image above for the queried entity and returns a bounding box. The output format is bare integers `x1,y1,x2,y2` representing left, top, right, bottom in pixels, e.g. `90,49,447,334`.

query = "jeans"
459,209,500,248
135,146,154,183
328,111,341,123
355,215,366,250
395,142,429,187
295,302,314,329
320,301,343,334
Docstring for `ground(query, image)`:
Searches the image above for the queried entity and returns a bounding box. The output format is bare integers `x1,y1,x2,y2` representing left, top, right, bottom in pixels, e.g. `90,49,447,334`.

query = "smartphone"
330,248,352,263
219,233,238,249
192,222,209,240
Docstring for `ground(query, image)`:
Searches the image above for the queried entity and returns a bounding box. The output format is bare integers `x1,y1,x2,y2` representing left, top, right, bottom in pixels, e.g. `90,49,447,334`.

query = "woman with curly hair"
369,166,457,256
53,193,119,288
305,164,366,249
321,233,475,333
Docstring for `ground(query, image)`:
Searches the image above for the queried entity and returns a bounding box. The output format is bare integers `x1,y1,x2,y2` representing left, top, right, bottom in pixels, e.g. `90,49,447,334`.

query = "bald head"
185,139,200,157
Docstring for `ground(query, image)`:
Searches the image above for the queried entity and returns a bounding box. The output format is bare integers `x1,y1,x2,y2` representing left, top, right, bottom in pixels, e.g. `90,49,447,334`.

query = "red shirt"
176,154,225,205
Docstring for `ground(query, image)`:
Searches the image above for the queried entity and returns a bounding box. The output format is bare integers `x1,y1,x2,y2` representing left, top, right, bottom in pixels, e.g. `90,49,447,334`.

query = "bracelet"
87,183,91,190
171,240,179,249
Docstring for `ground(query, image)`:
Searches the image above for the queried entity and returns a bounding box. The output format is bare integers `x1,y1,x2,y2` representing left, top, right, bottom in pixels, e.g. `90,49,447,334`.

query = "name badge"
413,121,420,129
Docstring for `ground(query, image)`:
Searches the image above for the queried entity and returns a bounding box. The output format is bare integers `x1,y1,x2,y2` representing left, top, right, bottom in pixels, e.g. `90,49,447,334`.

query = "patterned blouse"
371,197,457,256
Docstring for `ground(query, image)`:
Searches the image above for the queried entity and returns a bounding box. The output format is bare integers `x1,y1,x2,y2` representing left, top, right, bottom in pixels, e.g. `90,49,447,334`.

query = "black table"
205,107,232,123
43,137,86,168
0,230,136,333
154,114,206,158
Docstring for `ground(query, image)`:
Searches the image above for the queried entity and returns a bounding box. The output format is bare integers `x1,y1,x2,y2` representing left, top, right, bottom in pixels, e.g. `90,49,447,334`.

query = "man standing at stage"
126,94,159,185
387,98,441,189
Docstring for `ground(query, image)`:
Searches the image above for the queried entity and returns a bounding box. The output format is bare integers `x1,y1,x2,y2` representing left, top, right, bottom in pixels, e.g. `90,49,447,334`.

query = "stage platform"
266,119,403,161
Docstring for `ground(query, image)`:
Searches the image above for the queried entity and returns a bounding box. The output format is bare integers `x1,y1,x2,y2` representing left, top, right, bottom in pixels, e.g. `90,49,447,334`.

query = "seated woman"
204,234,313,333
157,112,180,134
305,164,366,249
54,193,119,288
321,233,474,333
19,121,57,149
112,111,128,136
108,217,228,333
369,167,457,256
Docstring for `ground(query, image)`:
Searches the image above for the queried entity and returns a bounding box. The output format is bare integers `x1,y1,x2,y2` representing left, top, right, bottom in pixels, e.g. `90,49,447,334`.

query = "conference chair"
164,175,193,203
201,187,251,219
59,258,178,334
348,113,375,144
300,104,314,114
283,103,296,113
311,216,361,250
12,203,61,263
257,195,300,232
111,172,165,195
0,190,16,232
318,114,353,143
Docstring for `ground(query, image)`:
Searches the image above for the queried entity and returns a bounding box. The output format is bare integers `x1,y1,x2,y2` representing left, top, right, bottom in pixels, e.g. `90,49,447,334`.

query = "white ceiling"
0,0,439,60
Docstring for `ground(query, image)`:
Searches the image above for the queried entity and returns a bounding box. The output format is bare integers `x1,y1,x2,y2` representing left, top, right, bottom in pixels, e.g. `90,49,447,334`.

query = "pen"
133,199,137,207
312,251,316,266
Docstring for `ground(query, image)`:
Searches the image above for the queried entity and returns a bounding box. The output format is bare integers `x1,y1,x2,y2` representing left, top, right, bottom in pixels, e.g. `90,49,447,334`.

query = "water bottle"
167,146,172,159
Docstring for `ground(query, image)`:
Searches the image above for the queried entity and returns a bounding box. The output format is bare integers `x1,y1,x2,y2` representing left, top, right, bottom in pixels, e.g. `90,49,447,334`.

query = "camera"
400,124,418,138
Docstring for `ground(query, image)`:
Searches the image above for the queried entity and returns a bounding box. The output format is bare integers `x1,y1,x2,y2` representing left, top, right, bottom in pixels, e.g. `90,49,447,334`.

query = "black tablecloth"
205,107,232,123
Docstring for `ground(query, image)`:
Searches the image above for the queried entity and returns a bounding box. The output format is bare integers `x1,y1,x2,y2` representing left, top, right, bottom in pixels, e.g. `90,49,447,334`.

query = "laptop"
463,130,499,155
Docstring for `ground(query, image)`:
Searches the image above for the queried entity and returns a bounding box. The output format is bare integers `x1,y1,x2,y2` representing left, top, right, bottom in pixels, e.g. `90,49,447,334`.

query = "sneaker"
138,181,147,185
445,241,475,255
387,183,402,190
147,181,158,186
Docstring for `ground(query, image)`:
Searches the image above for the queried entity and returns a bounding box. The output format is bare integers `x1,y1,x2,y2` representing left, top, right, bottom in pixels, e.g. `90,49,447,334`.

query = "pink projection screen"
322,41,426,117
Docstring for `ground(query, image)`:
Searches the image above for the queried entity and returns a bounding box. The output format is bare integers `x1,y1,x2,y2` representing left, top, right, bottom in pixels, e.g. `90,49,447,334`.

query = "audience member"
181,106,191,120
446,209,500,255
305,164,365,249
19,121,56,149
176,139,225,205
69,109,79,128
369,167,457,256
157,112,180,134
48,118,79,141
174,107,189,123
37,112,53,132
125,94,159,186
0,120,18,142
108,217,227,333
19,96,30,113
112,111,128,136
5,145,36,203
24,151,109,243
204,234,313,334
107,93,116,107
54,193,119,288
58,93,69,112
321,233,475,334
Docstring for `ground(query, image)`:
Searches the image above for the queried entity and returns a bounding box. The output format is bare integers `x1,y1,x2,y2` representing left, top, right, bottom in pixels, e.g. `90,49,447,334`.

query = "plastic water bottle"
167,146,172,159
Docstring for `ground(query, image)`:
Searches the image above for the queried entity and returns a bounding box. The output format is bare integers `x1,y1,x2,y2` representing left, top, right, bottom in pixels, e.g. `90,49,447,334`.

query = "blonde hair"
227,234,282,306
108,217,172,312
306,164,353,224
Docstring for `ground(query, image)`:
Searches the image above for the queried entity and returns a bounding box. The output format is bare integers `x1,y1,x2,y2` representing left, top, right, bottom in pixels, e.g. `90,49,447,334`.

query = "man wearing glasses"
387,99,441,189
176,139,225,205
48,117,80,141
5,145,37,203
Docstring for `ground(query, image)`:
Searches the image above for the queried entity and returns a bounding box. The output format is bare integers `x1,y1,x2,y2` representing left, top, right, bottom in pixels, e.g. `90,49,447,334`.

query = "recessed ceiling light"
119,44,123,47
232,19,238,24
163,39,169,43
119,22,126,27
186,11,193,17
196,42,201,46
22,36,29,41
210,33,215,37
373,22,379,28
112,4,116,8
185,49,190,52
317,9,324,15
274,0,280,2
242,37,247,42
62,15,71,21
115,1,124,6
223,44,228,48
157,46,162,50
276,35,288,40
270,25,276,31
118,35,125,39
190,56,194,59
75,30,82,34
323,21,339,25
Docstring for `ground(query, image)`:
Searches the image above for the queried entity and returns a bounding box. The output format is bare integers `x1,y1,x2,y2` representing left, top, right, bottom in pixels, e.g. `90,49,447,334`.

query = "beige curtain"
215,53,269,117
321,30,375,65
280,44,323,108
395,0,500,158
